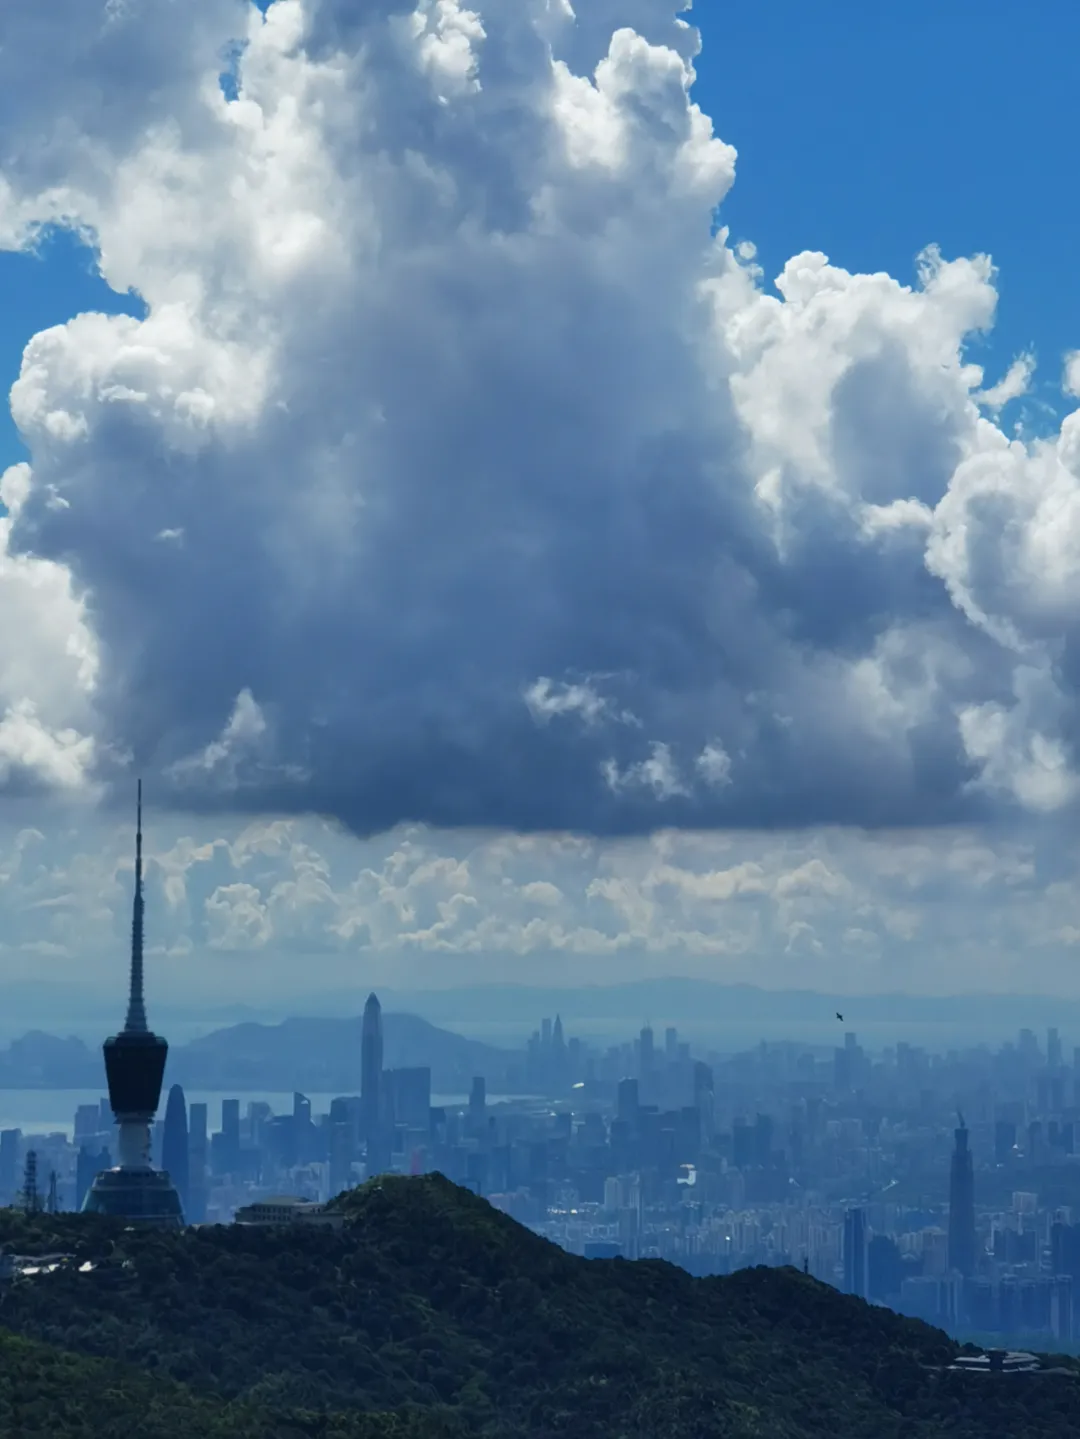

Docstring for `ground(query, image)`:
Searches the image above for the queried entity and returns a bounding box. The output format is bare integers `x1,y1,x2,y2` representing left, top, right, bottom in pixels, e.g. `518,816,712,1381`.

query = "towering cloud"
0,0,1077,835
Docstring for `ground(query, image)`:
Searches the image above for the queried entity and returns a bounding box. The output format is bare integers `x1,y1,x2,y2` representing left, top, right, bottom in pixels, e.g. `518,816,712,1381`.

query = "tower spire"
125,779,148,1034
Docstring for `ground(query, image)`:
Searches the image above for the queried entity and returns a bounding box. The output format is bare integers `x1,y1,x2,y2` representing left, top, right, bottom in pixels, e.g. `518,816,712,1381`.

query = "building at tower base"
82,1167,184,1225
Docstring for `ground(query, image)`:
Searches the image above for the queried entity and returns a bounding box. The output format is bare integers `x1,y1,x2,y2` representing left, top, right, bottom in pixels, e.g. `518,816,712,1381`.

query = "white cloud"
0,0,1075,847
975,353,1035,413
205,880,273,950
524,677,611,727
602,742,688,800
4,805,1080,999
696,741,732,788
168,688,268,786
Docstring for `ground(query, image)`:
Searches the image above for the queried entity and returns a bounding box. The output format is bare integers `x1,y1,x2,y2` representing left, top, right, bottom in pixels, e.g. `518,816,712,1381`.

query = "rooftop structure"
235,1196,344,1228
949,1350,1041,1374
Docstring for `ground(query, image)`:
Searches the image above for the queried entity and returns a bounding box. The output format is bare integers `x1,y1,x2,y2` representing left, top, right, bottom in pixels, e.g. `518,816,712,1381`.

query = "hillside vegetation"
2,1175,1080,1436
0,1328,457,1439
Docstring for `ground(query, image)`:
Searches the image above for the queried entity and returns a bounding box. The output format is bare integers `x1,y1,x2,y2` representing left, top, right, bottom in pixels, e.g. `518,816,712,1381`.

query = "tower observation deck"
82,782,184,1227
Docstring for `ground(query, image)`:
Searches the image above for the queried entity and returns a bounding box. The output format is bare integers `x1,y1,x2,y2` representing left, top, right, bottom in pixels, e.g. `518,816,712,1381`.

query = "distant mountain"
2,1176,1079,1436
0,1012,519,1093
0,1031,99,1088
168,1011,519,1094
374,977,1080,1046
2,975,1072,1093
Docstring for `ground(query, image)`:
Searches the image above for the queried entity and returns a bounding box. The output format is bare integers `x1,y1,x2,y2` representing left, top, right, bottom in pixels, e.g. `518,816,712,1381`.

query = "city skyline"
6,1002,1080,1350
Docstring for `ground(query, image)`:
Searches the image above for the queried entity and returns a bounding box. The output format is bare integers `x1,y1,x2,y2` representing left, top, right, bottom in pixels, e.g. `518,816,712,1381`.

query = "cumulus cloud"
0,0,1077,837
7,808,1080,1000
975,353,1035,413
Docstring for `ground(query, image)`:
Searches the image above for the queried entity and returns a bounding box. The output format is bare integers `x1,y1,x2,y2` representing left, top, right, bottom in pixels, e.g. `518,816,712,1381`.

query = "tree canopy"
1,1175,1078,1437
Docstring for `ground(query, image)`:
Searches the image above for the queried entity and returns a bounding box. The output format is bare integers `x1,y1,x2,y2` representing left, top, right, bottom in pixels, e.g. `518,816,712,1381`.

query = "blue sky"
0,1,1076,478
693,0,1078,425
0,228,144,477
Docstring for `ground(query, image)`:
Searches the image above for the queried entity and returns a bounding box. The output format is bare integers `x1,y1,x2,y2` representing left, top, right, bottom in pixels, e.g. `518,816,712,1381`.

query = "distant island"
2,1174,1080,1437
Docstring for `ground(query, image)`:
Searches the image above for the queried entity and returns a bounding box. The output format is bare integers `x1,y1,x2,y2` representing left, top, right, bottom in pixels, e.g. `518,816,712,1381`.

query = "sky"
0,0,1079,1013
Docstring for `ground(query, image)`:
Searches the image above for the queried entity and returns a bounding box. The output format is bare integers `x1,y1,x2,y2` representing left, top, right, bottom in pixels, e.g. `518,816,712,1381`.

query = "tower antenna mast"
125,779,148,1034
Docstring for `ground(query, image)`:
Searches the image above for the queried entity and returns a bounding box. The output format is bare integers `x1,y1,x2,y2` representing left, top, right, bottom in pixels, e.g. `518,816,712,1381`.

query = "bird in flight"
836,1011,844,1022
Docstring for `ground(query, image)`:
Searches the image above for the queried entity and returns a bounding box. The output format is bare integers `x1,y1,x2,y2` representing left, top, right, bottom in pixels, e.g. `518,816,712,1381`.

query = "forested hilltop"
2,1174,1080,1437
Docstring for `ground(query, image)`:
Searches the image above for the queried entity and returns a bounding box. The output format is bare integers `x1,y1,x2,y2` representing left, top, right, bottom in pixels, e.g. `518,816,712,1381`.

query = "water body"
0,1089,514,1138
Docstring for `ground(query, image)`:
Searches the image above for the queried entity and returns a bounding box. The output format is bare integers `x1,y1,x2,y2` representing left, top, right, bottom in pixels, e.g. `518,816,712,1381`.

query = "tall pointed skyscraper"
361,992,383,1134
948,1112,976,1278
82,783,184,1227
361,992,388,1175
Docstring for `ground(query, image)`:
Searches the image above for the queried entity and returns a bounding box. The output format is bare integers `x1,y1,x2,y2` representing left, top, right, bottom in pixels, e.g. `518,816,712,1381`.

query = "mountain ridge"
0,1011,516,1092
2,1175,1079,1436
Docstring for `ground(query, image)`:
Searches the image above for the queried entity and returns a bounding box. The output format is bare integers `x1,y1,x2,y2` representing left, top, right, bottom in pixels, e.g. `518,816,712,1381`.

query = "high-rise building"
293,1092,314,1164
1048,1027,1063,1071
753,1113,774,1167
361,993,384,1138
0,1129,18,1204
187,1102,208,1223
616,1077,639,1128
362,992,389,1174
468,1076,487,1133
551,1015,566,1089
74,1105,101,1146
389,1067,432,1131
693,1062,715,1140
948,1114,977,1278
220,1098,241,1175
994,1118,1017,1165
329,1118,356,1198
843,1208,867,1298
867,1233,902,1302
162,1084,190,1220
82,784,183,1227
639,1024,655,1078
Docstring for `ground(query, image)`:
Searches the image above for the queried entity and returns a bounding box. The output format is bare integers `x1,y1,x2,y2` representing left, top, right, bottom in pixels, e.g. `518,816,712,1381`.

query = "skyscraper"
693,1062,715,1141
82,783,183,1227
389,1067,432,1131
616,1077,639,1128
843,1208,868,1298
294,1092,314,1164
639,1024,655,1078
0,1130,18,1204
1049,1027,1063,1071
162,1084,190,1219
220,1098,241,1174
362,992,387,1173
187,1101,208,1223
551,1014,566,1089
361,993,383,1134
948,1114,977,1277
